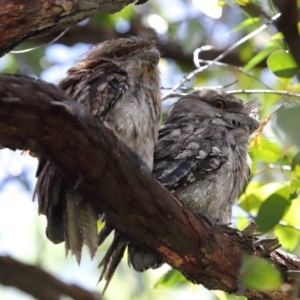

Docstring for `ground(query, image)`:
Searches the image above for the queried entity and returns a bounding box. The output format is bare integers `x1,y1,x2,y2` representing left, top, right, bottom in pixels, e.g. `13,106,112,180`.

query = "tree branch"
0,0,136,57
237,0,300,70
0,74,300,299
273,0,300,68
0,255,101,300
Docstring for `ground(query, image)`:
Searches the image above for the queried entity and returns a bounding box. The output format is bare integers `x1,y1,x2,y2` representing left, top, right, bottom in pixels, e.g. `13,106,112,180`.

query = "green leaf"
250,138,282,163
235,0,250,5
260,183,290,199
271,32,284,41
239,41,255,63
214,290,247,300
1,53,18,74
236,214,252,231
287,82,300,92
290,156,300,198
277,106,300,149
292,152,300,170
274,225,300,252
154,269,188,289
90,14,114,28
281,197,300,226
244,42,281,70
239,181,263,213
240,255,282,291
230,17,260,33
239,182,289,214
267,50,298,79
256,194,290,233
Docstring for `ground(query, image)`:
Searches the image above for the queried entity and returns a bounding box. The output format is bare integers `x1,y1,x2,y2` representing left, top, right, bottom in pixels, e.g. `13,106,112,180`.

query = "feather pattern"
34,37,161,265
97,89,260,289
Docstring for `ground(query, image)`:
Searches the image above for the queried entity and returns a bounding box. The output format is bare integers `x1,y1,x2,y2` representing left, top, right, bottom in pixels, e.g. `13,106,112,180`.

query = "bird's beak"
137,48,160,66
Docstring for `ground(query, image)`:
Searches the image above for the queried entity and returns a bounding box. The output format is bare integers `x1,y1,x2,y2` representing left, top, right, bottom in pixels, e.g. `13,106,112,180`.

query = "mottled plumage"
98,89,260,290
153,90,259,222
35,37,161,263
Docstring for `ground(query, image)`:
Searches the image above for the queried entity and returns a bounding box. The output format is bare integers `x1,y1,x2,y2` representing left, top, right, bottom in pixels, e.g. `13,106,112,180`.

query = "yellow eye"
113,50,127,58
212,99,226,109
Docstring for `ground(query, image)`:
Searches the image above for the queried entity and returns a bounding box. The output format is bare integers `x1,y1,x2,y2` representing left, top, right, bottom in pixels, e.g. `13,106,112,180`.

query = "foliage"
240,254,282,291
1,0,300,299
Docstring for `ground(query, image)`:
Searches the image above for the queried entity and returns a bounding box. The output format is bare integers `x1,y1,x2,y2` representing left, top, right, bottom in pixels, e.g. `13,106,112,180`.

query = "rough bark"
0,74,300,300
0,255,101,300
0,0,135,57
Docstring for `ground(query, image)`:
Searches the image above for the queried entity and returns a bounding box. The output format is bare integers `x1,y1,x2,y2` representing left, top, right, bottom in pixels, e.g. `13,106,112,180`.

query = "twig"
162,13,281,101
226,89,300,98
11,28,69,54
164,89,300,99
160,81,237,91
195,59,273,90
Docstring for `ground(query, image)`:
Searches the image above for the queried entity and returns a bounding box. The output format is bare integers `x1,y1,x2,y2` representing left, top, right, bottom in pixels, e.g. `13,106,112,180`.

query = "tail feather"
34,160,65,243
65,190,83,263
98,220,114,246
45,179,65,243
34,158,50,214
65,189,98,264
97,225,164,293
35,159,98,263
98,231,129,294
79,201,98,259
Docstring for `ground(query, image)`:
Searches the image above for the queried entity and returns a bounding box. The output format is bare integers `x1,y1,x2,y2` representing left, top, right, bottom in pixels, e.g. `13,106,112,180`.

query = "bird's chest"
103,91,157,169
175,142,248,224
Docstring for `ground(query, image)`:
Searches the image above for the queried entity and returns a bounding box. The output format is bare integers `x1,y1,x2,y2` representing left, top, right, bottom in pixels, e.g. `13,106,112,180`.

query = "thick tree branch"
0,255,101,300
0,75,299,300
0,0,136,57
237,0,300,70
273,0,300,68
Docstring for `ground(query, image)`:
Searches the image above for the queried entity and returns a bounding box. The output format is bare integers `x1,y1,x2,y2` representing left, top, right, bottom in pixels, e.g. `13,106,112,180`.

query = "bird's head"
84,37,160,70
167,89,260,134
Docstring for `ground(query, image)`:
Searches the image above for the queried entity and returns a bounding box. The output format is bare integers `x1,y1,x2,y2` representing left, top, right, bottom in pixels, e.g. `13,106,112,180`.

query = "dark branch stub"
0,255,101,300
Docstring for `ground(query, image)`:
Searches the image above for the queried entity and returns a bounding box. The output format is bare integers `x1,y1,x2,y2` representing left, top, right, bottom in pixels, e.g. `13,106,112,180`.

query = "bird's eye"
212,99,226,109
113,50,127,58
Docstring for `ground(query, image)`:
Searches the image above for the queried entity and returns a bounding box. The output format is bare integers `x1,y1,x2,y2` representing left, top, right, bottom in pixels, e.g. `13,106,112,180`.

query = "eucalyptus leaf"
267,50,298,79
277,106,300,149
256,194,290,233
274,225,300,252
230,17,260,33
154,269,188,289
240,255,282,291
244,42,281,70
250,138,282,163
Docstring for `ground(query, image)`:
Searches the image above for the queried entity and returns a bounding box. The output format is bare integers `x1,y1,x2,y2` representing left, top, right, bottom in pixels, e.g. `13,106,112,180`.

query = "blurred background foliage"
1,0,300,299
